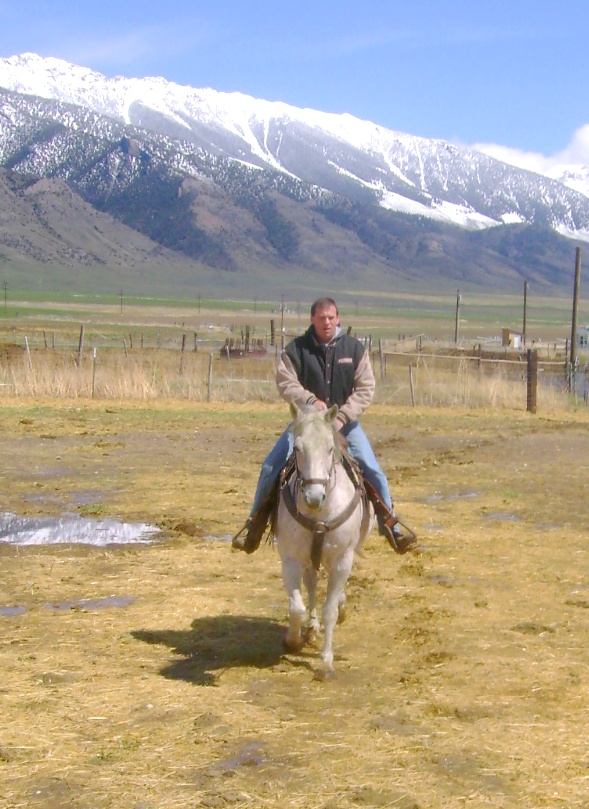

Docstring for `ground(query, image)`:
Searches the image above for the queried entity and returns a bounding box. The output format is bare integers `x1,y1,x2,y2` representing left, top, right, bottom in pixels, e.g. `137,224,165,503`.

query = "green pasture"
0,288,586,345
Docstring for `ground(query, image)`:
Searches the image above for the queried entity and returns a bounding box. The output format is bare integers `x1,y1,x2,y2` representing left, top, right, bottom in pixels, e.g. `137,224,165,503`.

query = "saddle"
233,440,409,556
276,443,368,517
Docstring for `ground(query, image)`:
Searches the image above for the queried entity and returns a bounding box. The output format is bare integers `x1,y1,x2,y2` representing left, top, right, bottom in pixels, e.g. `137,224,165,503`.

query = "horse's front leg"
281,557,306,653
320,550,354,677
303,565,319,644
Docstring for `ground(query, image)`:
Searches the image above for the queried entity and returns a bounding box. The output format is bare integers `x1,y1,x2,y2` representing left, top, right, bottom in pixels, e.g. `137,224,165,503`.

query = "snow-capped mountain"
0,52,586,297
2,52,589,242
546,164,589,198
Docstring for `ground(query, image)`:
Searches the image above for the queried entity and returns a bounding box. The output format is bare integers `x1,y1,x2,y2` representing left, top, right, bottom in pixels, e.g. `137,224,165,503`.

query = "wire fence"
1,325,587,411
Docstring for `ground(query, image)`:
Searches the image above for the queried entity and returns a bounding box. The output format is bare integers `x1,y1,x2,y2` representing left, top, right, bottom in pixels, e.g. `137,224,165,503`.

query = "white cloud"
473,124,589,175
562,124,589,163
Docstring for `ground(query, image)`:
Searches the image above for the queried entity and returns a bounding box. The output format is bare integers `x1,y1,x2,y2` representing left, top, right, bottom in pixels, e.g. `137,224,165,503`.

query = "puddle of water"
428,575,457,585
425,491,479,503
426,574,484,586
483,512,522,522
204,533,233,543
211,741,266,773
1,596,137,617
0,605,27,617
0,512,160,546
71,490,111,506
46,595,136,611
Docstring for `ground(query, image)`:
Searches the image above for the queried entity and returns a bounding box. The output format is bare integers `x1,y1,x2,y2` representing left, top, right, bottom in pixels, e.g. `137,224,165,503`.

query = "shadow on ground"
132,615,286,685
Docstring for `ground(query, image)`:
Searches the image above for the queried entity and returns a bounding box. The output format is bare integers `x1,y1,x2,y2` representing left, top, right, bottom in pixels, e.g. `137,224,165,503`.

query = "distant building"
577,326,589,347
502,328,523,349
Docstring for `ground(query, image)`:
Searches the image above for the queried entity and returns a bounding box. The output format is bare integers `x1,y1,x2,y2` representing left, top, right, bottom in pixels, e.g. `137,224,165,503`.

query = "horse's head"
290,403,339,511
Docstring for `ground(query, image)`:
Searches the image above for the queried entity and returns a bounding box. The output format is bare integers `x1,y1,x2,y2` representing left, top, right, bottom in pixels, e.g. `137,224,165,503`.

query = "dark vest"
284,327,365,408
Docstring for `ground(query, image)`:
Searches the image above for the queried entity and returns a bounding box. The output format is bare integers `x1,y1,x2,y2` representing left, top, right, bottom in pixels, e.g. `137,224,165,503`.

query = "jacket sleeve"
337,349,375,424
276,351,318,408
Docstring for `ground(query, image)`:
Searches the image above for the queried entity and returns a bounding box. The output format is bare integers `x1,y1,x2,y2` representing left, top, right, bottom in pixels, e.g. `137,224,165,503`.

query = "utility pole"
569,246,582,380
454,289,461,344
522,279,528,346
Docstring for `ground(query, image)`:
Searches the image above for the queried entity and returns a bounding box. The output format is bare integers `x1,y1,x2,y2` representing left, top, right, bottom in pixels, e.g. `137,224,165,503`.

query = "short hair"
310,297,338,316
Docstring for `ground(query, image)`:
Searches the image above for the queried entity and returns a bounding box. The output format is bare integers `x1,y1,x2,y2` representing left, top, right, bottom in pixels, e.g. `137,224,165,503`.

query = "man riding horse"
232,296,416,555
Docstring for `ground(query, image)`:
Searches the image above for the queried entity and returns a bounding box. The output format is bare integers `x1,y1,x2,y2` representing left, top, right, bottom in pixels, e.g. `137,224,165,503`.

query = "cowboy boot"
377,513,417,555
232,482,279,554
364,480,417,555
232,506,271,553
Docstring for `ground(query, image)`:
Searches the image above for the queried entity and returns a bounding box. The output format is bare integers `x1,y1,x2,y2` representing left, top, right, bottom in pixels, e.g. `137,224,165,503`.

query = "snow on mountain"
1,52,589,242
545,164,589,198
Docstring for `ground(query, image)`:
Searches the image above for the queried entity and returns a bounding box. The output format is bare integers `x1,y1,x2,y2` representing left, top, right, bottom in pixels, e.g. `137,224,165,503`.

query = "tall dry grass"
0,347,279,402
0,343,578,412
379,351,575,411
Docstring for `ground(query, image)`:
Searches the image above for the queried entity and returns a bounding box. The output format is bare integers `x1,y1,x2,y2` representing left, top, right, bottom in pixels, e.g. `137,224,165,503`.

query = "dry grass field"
2,396,589,809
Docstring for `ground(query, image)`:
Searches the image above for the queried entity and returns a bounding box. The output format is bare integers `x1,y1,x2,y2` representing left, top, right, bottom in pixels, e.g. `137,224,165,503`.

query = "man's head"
310,297,339,343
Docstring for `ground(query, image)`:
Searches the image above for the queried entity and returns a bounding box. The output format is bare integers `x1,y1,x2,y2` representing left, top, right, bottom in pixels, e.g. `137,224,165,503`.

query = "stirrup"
231,519,251,552
382,518,418,555
231,508,269,554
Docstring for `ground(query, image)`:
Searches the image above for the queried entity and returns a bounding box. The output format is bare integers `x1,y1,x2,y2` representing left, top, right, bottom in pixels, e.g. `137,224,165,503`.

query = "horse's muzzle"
303,484,326,510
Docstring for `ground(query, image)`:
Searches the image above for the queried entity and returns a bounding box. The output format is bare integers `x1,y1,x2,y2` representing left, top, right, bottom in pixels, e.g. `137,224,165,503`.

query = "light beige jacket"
275,340,376,425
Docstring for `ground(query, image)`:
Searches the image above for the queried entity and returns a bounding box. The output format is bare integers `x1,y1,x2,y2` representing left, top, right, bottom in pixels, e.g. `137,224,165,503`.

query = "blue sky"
1,0,588,171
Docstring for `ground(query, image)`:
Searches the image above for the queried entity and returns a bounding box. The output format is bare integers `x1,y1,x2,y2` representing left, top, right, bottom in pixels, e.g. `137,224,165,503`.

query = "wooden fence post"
378,339,385,382
179,333,186,374
409,363,416,406
526,349,538,414
24,336,32,370
76,324,85,368
207,353,214,402
91,348,97,398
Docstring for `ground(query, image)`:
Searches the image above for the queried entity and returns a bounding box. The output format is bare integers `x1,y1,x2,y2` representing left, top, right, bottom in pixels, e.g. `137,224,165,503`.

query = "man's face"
311,304,338,343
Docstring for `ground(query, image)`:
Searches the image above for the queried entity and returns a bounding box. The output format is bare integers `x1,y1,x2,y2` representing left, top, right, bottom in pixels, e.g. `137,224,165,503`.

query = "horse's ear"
326,404,339,422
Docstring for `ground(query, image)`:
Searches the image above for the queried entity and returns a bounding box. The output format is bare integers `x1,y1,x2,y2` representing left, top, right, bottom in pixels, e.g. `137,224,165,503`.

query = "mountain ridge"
0,53,585,299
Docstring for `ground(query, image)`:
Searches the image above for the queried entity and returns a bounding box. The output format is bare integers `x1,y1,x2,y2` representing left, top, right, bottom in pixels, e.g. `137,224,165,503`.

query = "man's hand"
313,400,344,431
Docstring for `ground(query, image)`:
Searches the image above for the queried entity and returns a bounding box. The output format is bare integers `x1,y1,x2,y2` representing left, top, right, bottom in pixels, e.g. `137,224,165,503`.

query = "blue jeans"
250,420,393,515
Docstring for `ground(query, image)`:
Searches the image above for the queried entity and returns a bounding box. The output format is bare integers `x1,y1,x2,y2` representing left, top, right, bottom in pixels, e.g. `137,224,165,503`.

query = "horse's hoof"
314,667,336,682
282,635,304,653
304,630,318,648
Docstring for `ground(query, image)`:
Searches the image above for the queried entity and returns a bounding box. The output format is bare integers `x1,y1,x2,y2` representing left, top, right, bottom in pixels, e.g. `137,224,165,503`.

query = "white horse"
274,403,374,677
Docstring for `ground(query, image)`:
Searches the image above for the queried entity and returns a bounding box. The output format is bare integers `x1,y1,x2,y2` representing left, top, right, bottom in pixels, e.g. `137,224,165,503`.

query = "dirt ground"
1,399,589,809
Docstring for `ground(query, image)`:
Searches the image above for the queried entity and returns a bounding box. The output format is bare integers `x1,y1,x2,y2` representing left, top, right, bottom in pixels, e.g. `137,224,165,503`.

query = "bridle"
282,443,363,570
293,452,334,495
